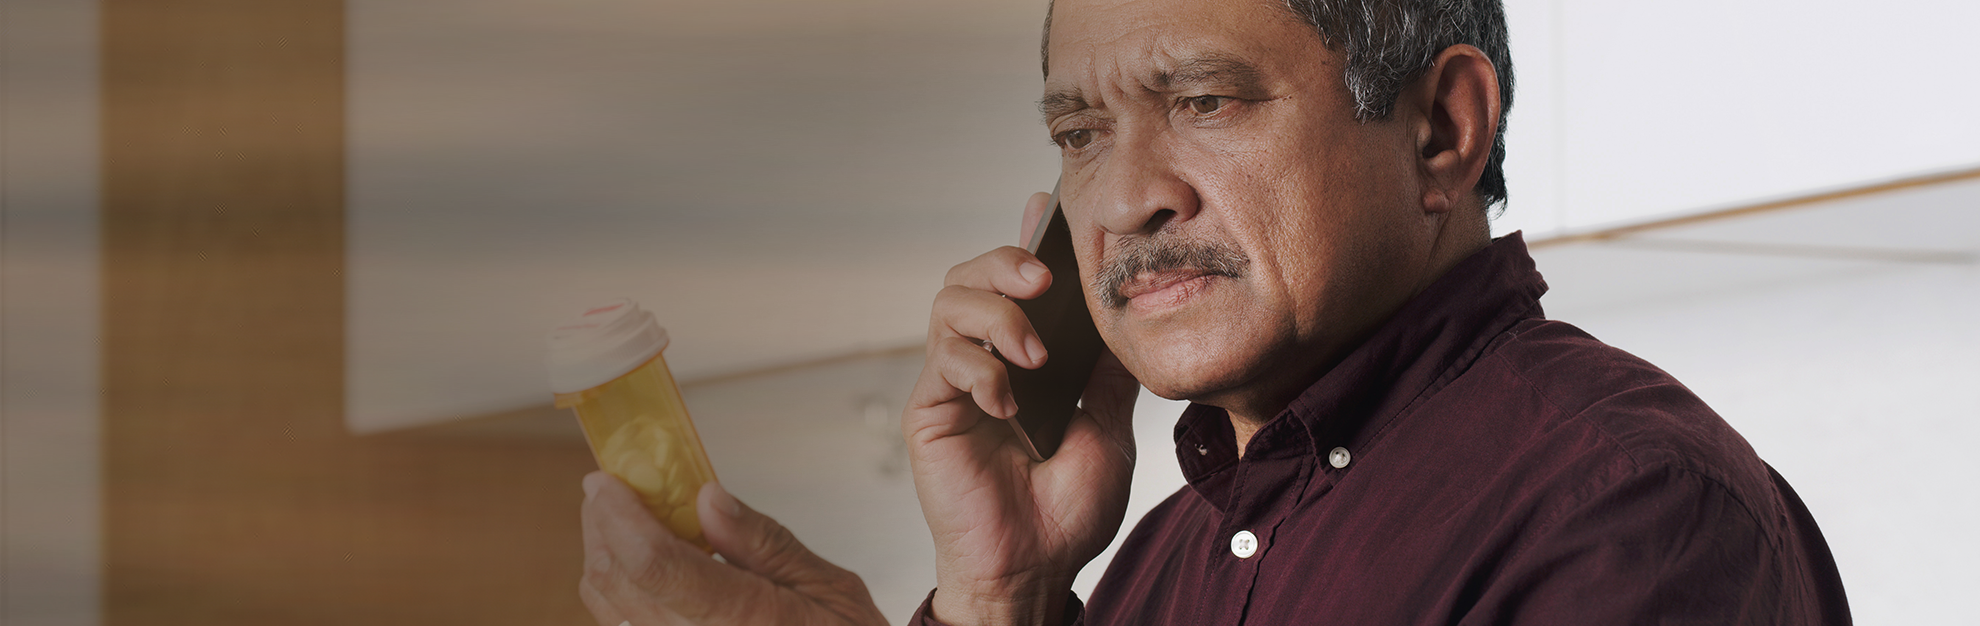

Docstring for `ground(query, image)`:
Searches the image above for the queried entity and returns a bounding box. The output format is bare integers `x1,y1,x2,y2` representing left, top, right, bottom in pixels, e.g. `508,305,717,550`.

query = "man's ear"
1403,44,1500,215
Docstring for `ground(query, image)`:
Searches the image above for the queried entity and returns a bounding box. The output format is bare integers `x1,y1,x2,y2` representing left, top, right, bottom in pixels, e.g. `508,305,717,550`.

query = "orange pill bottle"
549,299,718,552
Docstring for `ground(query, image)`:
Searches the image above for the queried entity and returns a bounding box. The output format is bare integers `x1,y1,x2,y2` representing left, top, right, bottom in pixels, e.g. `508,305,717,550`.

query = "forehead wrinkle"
1151,53,1266,93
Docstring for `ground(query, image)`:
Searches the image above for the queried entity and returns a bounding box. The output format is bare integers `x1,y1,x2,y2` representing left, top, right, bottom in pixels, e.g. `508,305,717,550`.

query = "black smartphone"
1003,183,1107,462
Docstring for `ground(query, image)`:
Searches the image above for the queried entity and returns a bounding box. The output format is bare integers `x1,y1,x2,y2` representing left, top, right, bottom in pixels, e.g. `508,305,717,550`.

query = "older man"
576,0,1852,624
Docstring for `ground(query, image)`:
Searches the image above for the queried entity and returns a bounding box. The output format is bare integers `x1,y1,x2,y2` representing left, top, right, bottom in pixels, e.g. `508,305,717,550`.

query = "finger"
909,335,1018,423
582,474,693,626
583,471,772,624
577,576,629,626
698,482,819,582
1018,190,1053,245
698,483,866,592
943,245,1052,301
580,474,626,626
582,471,613,557
698,483,892,626
929,284,1047,369
584,573,696,626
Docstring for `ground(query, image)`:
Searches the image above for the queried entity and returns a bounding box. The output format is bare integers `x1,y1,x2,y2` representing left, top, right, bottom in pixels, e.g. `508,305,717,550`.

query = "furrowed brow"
1155,55,1267,95
1039,89,1088,124
1037,55,1265,124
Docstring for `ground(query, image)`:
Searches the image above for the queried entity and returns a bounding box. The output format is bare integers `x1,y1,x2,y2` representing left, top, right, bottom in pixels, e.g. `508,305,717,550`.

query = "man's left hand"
580,472,891,626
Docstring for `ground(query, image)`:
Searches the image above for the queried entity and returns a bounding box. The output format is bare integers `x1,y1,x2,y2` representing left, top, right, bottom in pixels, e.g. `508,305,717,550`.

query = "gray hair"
1283,0,1514,212
1041,0,1515,214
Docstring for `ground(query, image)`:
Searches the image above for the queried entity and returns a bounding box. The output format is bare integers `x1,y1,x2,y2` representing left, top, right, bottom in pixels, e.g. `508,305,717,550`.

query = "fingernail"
1025,335,1048,365
708,482,741,519
1019,262,1048,284
1003,392,1020,418
582,472,607,500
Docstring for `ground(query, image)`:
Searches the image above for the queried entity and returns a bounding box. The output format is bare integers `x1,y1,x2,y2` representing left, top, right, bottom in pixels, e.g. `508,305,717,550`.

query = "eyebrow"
1038,54,1269,124
1156,54,1266,92
1039,89,1088,124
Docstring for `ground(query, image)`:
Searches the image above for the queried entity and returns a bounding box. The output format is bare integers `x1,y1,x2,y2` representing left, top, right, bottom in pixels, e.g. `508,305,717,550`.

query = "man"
577,0,1851,623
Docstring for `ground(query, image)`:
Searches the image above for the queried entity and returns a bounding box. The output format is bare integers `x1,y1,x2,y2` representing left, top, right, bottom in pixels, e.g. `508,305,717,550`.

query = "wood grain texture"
101,2,596,623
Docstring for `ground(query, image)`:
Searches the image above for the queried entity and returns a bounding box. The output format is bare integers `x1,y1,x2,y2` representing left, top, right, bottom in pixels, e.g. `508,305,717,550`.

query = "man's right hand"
903,192,1141,626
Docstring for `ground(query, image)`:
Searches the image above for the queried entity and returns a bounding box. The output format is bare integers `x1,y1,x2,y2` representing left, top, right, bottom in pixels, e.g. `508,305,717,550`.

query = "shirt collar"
1173,233,1550,503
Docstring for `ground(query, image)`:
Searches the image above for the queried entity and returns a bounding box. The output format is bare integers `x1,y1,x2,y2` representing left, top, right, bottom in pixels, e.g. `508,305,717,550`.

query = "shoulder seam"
1489,350,1782,554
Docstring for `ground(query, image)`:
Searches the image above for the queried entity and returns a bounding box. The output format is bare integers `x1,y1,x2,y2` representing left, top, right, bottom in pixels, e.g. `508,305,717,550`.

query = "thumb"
697,482,845,587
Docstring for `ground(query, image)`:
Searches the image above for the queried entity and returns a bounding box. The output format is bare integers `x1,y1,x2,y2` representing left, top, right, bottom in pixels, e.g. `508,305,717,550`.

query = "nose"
1088,131,1200,237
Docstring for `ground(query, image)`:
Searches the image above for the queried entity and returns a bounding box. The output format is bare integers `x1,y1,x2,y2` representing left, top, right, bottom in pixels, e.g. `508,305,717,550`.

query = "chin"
1112,327,1277,405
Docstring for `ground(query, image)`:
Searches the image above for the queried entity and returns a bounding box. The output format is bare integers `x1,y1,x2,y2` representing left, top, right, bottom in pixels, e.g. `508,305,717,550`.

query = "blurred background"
3,0,1976,624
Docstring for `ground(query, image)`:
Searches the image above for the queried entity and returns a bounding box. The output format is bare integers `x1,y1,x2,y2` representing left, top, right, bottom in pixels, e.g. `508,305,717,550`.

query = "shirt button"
1329,446,1352,469
1230,530,1259,558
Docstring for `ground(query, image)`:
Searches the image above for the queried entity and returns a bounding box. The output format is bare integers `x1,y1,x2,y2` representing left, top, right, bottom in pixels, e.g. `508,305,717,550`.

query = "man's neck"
1225,208,1493,459
1220,354,1335,458
1233,415,1267,458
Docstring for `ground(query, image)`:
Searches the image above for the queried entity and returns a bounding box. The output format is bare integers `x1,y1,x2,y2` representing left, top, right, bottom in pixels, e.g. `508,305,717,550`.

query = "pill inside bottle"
549,299,718,553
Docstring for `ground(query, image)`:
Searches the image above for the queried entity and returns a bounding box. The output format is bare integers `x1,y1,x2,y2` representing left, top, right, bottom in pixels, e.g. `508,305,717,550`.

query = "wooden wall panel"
101,2,597,623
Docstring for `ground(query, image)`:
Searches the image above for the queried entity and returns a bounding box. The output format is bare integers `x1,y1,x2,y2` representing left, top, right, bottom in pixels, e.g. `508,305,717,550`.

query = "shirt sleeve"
1461,462,1836,626
909,589,1087,626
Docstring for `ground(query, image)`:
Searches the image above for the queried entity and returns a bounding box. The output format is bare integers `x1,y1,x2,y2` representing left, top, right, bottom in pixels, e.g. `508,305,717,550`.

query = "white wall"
1494,0,1980,237
346,0,1061,432
0,0,101,624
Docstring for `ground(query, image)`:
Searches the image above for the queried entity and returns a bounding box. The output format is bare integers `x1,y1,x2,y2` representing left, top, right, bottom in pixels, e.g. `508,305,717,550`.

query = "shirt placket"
1196,453,1314,626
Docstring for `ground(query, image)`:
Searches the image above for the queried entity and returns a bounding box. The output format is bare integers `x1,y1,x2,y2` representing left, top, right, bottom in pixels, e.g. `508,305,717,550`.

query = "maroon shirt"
916,234,1849,625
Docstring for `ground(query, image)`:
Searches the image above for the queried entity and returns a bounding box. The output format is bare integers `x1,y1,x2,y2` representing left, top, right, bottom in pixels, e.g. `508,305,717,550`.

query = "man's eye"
1056,129,1096,150
1186,95,1228,115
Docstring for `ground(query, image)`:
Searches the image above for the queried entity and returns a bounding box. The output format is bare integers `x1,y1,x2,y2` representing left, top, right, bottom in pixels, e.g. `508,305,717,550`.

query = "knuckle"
962,356,1007,393
829,568,872,601
932,337,1008,400
989,300,1031,337
747,522,795,559
598,533,672,593
948,250,1000,286
936,339,996,383
621,548,673,592
933,284,975,309
933,335,980,364
752,525,811,572
929,285,982,331
945,247,1031,289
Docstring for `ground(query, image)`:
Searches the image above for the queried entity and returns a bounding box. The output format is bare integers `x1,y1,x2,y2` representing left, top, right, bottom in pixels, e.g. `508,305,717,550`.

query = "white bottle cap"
547,298,670,394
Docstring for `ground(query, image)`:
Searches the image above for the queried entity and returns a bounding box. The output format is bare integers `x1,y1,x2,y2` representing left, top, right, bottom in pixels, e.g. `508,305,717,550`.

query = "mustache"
1091,233,1250,310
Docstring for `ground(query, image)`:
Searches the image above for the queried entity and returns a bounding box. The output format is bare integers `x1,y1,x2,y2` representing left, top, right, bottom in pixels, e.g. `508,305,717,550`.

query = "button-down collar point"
1329,446,1352,469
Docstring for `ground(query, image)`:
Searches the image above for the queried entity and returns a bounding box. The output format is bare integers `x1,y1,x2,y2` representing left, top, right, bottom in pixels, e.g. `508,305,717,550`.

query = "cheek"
1094,285,1299,399
1061,211,1107,293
